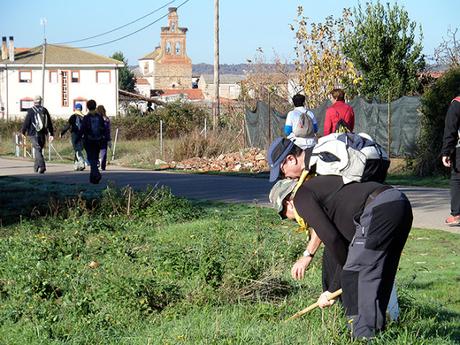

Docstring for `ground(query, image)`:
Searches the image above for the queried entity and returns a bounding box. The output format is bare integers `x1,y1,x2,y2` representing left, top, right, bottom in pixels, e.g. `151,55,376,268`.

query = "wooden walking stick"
285,289,343,322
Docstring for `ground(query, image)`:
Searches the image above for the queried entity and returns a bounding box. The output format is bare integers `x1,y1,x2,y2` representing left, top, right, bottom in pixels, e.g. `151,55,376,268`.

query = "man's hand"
317,291,336,309
49,135,54,142
442,156,451,168
291,256,313,280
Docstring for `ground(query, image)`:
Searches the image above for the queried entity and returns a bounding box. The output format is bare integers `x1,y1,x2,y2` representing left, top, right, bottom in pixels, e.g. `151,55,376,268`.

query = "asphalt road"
1,157,458,234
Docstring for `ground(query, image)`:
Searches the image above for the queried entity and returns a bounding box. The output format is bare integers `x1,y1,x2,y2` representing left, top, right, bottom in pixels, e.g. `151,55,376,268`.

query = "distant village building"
198,74,243,101
136,7,195,99
0,37,123,119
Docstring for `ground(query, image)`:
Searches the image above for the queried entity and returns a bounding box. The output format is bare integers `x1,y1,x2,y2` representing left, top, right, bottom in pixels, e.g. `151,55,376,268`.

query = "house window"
175,42,181,55
49,70,58,83
96,71,111,84
71,71,80,83
143,63,149,74
20,98,34,111
166,42,171,54
73,99,87,111
19,70,32,83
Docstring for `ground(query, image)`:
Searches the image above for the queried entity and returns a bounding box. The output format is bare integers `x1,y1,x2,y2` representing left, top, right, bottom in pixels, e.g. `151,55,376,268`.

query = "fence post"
48,141,51,161
111,128,119,161
15,134,19,157
387,91,391,157
204,117,207,139
160,120,163,159
268,92,272,146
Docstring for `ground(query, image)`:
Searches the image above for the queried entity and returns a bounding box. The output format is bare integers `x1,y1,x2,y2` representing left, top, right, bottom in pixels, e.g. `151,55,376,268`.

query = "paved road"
1,157,458,234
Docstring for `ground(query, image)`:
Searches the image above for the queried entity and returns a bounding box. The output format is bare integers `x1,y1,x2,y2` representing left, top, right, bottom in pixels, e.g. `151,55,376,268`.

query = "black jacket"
441,98,460,157
61,113,83,137
79,111,106,143
21,106,54,137
293,175,382,291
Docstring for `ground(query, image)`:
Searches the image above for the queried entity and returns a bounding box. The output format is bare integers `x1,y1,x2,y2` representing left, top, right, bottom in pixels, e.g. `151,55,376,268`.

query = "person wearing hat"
21,95,54,173
269,170,412,339
61,103,86,171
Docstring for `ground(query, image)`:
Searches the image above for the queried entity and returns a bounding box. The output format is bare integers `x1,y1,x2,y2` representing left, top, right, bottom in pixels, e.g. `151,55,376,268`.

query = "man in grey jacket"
21,95,54,173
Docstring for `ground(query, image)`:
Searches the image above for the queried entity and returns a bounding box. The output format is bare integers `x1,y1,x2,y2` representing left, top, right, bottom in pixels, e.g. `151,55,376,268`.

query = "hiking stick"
285,288,343,322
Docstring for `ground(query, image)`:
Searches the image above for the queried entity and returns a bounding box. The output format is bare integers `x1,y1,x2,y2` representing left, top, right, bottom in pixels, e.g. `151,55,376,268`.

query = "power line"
54,0,176,45
75,0,190,49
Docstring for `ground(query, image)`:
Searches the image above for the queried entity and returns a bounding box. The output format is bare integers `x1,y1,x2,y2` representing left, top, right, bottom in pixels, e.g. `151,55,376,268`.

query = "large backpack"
293,110,315,138
87,114,104,141
32,106,47,133
308,132,390,184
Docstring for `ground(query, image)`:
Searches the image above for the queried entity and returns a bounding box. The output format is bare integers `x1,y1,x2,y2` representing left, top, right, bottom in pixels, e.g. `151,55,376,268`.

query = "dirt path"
1,157,458,234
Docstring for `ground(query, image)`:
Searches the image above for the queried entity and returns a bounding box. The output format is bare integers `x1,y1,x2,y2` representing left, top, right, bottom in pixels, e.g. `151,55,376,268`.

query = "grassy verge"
0,179,458,344
386,174,450,188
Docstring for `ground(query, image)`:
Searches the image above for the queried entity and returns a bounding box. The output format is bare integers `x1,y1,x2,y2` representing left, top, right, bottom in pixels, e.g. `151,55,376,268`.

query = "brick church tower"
138,7,192,91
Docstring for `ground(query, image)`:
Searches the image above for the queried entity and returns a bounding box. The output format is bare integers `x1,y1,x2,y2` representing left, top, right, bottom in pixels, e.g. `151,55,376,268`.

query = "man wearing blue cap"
61,103,85,171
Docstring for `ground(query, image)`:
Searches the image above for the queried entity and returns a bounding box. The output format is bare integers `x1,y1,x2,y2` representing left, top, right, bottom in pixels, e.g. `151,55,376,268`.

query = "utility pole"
213,0,220,129
40,18,47,102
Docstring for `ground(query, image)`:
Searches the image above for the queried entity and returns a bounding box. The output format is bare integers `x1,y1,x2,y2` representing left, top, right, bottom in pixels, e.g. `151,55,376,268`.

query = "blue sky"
1,0,458,65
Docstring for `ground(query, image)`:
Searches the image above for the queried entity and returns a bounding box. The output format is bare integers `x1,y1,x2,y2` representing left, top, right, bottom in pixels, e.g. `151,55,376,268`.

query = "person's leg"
85,141,101,183
31,135,46,173
342,189,412,339
99,144,107,170
72,134,85,171
450,170,460,216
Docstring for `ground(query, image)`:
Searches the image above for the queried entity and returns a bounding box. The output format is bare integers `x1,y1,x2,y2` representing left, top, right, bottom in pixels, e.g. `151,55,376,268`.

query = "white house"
0,37,123,119
198,74,243,101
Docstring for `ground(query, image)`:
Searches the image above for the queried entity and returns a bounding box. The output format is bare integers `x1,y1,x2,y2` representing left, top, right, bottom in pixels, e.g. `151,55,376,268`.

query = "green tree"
111,51,136,92
413,67,460,176
343,2,425,101
290,7,360,108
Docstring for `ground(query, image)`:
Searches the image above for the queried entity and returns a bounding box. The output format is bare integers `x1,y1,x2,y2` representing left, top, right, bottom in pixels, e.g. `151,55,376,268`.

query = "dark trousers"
71,133,85,168
99,141,108,170
30,134,46,172
341,188,412,339
84,140,101,182
450,170,460,216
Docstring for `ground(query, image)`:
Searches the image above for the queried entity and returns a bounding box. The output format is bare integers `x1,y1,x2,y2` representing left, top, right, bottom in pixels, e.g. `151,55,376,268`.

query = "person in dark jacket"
79,99,105,184
269,177,412,340
21,95,54,173
441,96,460,225
96,104,111,171
61,103,85,171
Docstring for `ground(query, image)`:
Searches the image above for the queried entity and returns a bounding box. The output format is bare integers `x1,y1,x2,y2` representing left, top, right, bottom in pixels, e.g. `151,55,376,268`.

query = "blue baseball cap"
75,103,83,110
267,137,294,182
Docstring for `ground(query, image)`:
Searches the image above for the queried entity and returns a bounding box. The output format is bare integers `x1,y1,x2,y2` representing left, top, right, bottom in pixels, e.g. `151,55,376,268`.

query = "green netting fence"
244,96,421,157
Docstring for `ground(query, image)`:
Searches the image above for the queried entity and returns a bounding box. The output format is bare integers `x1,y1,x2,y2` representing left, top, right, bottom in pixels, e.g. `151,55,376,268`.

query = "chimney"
1,37,7,60
8,36,14,62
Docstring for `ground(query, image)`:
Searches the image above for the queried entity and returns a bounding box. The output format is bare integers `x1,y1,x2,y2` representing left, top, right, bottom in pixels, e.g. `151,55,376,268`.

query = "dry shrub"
167,128,243,161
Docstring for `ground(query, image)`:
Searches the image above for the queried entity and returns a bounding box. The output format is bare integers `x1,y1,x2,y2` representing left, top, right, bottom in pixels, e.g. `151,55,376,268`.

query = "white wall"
0,66,119,119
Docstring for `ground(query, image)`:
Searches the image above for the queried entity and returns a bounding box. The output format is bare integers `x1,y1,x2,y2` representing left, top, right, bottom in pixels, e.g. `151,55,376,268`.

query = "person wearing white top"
285,94,318,149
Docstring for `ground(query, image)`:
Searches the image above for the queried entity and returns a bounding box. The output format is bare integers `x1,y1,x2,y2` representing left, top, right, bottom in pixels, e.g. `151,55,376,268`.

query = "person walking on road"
324,88,355,135
20,95,54,173
60,103,86,171
79,100,106,184
441,96,460,225
96,104,111,171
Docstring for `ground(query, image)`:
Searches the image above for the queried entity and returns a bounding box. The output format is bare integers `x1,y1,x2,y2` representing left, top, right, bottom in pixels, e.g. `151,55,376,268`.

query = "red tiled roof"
161,88,204,100
136,78,150,85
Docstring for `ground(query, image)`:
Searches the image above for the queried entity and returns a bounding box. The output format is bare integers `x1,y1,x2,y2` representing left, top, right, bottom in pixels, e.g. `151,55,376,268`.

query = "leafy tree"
290,7,360,108
343,2,425,101
413,67,460,176
111,51,136,92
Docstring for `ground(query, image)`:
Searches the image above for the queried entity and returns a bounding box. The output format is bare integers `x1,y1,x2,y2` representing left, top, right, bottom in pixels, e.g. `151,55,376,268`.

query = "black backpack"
87,114,104,141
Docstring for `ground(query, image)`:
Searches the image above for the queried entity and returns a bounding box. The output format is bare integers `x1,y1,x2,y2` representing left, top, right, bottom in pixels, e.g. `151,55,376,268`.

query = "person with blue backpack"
79,99,106,184
60,103,86,171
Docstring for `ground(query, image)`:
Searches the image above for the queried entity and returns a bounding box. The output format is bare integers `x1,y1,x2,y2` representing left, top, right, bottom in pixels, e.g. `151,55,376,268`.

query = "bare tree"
434,27,460,68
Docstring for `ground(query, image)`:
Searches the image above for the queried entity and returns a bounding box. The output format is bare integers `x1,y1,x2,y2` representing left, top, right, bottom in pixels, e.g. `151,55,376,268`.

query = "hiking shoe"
445,215,460,226
38,168,46,174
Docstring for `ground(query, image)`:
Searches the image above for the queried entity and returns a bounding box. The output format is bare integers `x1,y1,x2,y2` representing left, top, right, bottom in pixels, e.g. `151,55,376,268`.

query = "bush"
413,67,460,176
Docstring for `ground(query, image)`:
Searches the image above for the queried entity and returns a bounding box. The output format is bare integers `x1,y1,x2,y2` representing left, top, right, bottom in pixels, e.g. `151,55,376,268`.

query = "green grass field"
0,178,458,344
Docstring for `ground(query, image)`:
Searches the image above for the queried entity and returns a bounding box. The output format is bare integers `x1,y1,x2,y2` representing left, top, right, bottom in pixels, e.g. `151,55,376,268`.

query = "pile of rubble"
155,148,269,173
